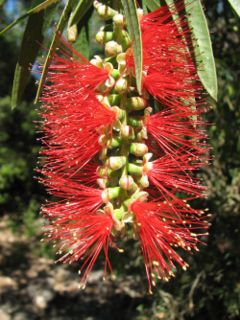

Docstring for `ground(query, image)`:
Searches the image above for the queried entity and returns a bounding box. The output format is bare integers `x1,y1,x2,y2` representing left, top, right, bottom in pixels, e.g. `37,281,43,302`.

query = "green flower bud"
139,175,150,188
96,31,113,44
126,97,147,111
108,156,126,170
102,187,121,202
113,14,125,28
105,41,122,57
128,163,143,176
94,1,117,19
67,24,78,43
130,143,148,157
119,175,137,191
115,78,128,93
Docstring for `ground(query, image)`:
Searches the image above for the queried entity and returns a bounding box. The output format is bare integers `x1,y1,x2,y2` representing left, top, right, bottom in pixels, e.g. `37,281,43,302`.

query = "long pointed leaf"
34,0,75,103
68,0,93,27
121,0,143,94
0,0,59,36
11,12,44,109
185,0,218,101
228,0,240,16
143,0,160,11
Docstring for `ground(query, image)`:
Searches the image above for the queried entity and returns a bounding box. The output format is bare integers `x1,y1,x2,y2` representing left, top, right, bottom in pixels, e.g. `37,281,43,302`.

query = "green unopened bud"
105,41,122,57
119,175,137,191
109,137,122,148
97,166,113,177
128,163,143,176
94,2,117,19
113,14,125,28
108,94,120,105
67,24,78,42
128,117,143,127
121,125,135,139
96,31,113,44
111,69,120,79
115,78,128,93
139,175,149,188
116,53,126,72
127,97,147,111
108,156,126,170
90,55,103,68
130,143,148,157
102,187,121,202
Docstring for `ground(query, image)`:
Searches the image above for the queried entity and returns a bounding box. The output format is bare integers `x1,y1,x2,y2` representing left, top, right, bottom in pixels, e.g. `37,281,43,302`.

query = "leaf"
227,0,240,16
121,0,143,94
31,0,59,13
0,0,59,35
34,0,75,103
68,0,93,27
143,0,160,11
11,12,44,109
185,0,218,101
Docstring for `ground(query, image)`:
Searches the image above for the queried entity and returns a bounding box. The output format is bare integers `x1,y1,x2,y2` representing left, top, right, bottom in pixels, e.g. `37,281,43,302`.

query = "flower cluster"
39,1,210,291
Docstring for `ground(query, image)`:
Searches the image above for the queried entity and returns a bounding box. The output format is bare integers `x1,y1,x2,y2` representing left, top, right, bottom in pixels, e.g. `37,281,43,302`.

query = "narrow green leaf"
11,12,44,109
143,0,160,11
34,0,75,103
121,0,143,94
185,0,218,101
0,13,28,36
31,0,59,13
68,0,93,27
228,0,240,16
0,0,59,35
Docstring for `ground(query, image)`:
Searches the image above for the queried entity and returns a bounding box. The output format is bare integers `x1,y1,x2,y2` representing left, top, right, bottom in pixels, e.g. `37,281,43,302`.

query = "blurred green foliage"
0,0,239,319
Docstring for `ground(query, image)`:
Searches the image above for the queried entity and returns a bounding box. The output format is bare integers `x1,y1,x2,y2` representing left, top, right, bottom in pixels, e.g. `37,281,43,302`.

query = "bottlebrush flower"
126,5,202,113
45,210,114,288
130,200,208,292
146,108,209,158
38,1,210,291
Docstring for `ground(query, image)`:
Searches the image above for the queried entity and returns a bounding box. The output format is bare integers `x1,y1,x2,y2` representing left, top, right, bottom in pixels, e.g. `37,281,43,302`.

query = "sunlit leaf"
32,0,59,13
185,0,218,101
68,0,93,26
121,0,143,94
227,0,240,16
11,12,44,109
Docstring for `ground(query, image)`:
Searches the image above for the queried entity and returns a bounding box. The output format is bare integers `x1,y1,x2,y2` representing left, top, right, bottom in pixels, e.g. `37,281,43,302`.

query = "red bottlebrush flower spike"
130,200,208,292
126,5,202,112
38,1,211,290
46,211,113,288
146,108,208,158
146,154,207,199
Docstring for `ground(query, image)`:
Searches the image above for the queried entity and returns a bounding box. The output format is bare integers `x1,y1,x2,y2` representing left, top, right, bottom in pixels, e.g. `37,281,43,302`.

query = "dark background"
0,0,239,319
